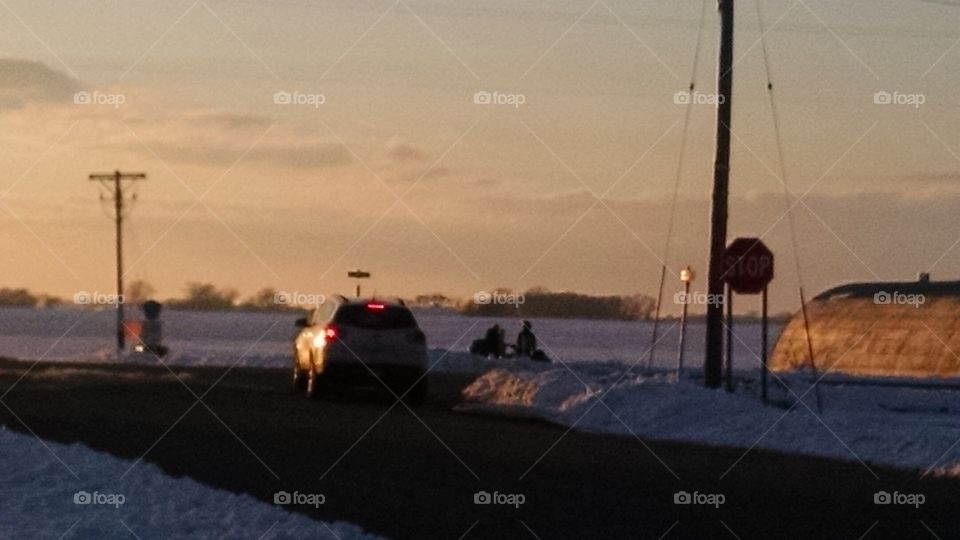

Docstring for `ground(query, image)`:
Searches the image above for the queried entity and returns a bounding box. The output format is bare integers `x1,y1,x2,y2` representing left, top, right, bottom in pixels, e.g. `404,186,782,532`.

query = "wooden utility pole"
705,0,734,388
89,170,146,351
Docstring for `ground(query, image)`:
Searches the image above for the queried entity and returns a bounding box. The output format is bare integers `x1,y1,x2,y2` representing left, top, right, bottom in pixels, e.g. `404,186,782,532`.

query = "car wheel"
292,363,306,391
306,367,322,400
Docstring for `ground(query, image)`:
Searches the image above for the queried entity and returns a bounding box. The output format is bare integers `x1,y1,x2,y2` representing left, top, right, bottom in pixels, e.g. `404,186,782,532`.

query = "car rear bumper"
320,363,425,385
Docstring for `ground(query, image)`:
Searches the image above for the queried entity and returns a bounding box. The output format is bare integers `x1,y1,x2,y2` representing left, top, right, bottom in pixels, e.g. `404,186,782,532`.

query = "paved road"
0,358,956,539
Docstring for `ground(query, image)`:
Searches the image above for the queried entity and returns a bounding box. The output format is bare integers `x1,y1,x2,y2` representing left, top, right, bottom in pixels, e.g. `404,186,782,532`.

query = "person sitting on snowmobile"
516,320,536,358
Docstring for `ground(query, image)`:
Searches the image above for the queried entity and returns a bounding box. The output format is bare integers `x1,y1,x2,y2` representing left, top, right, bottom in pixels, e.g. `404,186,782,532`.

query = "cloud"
386,139,429,163
140,139,352,169
0,58,80,108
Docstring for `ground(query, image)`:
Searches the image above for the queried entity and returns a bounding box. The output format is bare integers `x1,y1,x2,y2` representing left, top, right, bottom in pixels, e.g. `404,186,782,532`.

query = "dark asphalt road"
0,358,957,539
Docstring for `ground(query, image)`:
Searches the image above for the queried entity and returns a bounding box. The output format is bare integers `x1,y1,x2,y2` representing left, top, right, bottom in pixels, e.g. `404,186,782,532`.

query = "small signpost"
677,266,694,376
347,270,371,297
721,238,774,402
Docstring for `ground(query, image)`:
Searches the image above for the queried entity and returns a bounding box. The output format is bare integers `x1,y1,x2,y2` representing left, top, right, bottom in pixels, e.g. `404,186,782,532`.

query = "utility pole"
89,170,146,352
705,0,734,388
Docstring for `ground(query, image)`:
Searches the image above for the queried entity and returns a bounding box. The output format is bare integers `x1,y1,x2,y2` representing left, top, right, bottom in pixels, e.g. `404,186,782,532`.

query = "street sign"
722,238,774,294
348,270,371,279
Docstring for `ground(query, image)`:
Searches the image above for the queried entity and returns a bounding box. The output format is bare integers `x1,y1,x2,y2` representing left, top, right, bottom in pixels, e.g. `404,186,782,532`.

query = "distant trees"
0,282,664,319
240,287,284,311
167,282,239,311
125,280,156,304
459,288,658,321
411,293,457,308
0,288,38,307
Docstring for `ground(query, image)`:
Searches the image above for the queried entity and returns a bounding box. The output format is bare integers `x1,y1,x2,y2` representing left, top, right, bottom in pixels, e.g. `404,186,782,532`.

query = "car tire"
292,363,306,392
306,367,322,400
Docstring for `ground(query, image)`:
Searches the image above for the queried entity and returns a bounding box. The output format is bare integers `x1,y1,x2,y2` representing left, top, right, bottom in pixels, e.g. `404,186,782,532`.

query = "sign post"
347,270,371,297
677,266,694,377
721,238,774,400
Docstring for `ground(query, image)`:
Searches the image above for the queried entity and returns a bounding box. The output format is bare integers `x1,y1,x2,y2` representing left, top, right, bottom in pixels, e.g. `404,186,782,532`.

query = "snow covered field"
4,306,960,479
459,362,960,477
0,426,381,539
0,306,775,372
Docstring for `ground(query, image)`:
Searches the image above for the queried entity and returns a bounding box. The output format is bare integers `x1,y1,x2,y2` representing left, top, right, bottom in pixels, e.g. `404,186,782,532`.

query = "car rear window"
333,305,417,329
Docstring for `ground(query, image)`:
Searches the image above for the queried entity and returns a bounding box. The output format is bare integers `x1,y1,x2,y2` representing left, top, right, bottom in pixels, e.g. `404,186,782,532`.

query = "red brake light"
367,303,386,311
324,326,338,339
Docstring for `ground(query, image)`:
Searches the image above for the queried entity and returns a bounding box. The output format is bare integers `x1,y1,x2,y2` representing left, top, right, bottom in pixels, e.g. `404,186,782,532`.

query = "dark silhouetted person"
484,324,504,358
516,320,536,358
140,300,168,357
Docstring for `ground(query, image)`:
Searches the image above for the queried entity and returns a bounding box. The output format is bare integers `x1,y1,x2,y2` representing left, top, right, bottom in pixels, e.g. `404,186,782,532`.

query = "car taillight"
406,330,426,344
367,303,385,311
312,325,339,348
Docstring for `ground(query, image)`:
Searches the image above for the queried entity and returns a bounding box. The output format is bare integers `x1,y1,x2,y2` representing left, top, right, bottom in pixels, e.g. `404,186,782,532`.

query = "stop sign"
722,238,774,294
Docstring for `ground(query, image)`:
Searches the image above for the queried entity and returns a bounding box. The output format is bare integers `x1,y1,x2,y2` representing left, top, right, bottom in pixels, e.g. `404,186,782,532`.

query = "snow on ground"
0,307,779,373
0,426,382,540
8,306,960,477
459,362,960,476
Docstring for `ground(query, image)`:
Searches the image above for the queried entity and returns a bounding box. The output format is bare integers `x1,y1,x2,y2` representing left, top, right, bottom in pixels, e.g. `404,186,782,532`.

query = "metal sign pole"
725,285,734,392
677,267,694,377
761,285,769,404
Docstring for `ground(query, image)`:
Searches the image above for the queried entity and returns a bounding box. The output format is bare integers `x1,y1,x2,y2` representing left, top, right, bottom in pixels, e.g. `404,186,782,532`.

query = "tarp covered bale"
770,277,960,377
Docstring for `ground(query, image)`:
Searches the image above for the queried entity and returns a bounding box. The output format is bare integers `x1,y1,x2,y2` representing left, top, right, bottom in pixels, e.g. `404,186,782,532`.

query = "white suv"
292,296,428,404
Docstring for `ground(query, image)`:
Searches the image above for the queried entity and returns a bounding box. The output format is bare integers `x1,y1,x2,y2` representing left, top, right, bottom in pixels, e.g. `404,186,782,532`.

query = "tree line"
0,282,688,320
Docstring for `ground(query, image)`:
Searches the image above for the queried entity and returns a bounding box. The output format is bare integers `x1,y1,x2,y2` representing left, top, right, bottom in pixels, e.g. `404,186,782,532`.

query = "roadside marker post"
347,270,371,297
677,266,694,376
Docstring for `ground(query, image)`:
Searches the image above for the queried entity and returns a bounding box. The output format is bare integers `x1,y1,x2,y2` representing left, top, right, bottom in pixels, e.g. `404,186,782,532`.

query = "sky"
1,0,960,312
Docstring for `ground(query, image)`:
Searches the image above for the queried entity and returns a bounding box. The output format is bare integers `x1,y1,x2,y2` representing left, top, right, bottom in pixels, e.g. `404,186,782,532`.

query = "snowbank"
0,427,383,539
460,364,960,476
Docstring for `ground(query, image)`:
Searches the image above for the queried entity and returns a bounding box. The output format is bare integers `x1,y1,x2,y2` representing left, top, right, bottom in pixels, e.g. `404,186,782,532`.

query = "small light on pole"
677,266,694,377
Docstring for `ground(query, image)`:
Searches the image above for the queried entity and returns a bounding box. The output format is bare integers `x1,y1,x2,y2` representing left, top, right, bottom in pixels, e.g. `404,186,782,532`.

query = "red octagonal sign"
722,238,774,294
